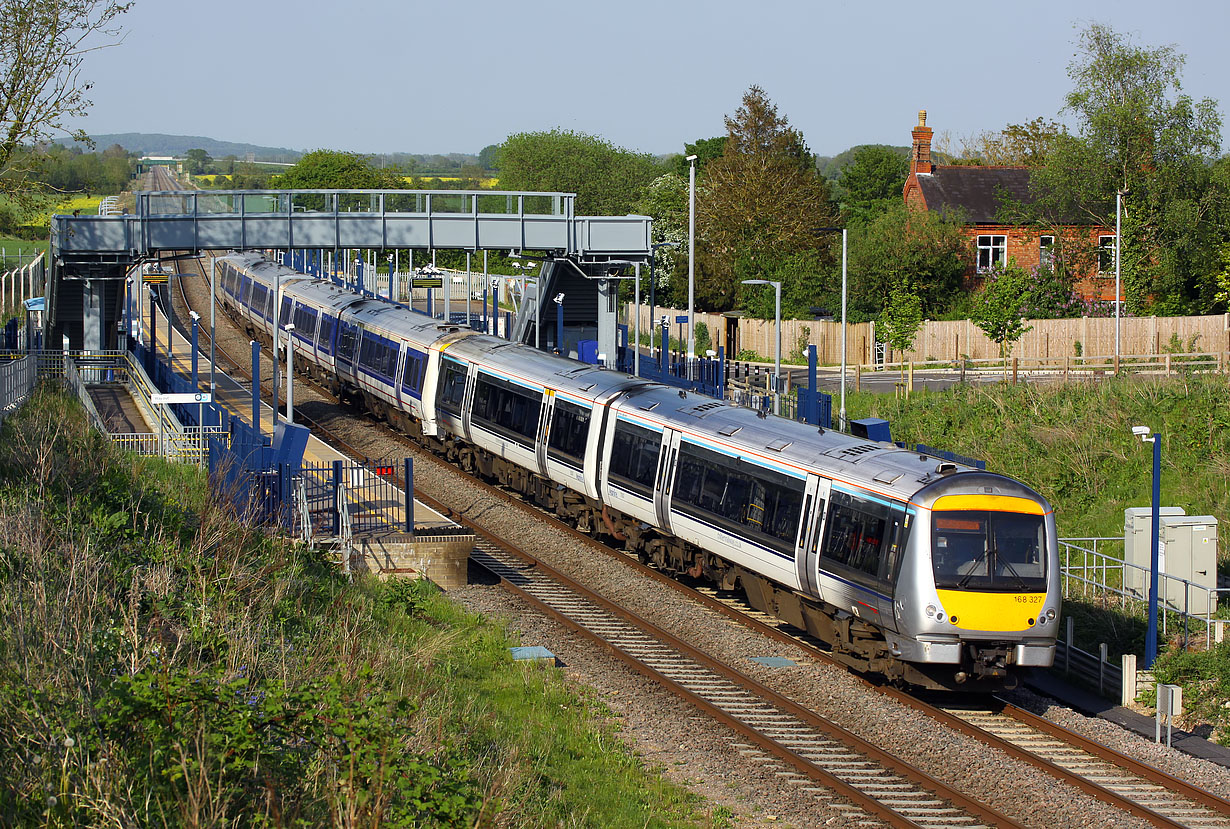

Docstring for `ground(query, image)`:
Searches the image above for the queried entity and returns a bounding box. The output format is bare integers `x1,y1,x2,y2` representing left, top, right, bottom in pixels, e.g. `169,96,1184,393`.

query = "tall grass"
0,386,718,827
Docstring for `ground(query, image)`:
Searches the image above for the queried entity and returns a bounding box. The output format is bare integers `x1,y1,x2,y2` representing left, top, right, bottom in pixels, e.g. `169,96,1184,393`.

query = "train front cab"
890,477,1060,688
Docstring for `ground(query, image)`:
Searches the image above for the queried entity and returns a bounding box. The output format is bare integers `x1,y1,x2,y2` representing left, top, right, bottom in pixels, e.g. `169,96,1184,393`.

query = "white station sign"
151,392,212,404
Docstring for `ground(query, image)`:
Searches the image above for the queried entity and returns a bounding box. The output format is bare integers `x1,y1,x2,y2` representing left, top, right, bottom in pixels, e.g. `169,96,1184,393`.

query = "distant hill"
74,133,302,163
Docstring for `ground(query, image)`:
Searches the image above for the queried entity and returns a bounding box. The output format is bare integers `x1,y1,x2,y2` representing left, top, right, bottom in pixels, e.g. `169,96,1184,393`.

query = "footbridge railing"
51,189,652,261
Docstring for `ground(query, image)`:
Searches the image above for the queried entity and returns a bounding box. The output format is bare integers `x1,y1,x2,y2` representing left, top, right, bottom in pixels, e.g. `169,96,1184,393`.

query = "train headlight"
1045,608,1056,621
925,605,936,618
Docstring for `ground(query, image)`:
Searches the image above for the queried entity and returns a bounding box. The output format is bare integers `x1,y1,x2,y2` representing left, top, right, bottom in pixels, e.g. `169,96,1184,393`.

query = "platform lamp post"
813,226,850,429
272,268,280,425
510,261,526,337
209,256,216,425
189,311,201,433
1132,425,1163,667
742,279,782,414
553,292,565,356
686,154,698,371
284,323,295,423
1115,189,1128,370
650,241,678,363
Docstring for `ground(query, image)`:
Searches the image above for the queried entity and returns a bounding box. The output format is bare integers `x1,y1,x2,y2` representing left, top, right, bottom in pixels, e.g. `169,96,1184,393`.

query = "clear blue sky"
70,0,1230,158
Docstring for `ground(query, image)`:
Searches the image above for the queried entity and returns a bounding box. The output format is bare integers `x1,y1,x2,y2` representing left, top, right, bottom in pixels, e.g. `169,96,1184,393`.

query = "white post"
1115,190,1122,366
285,323,295,422
633,262,641,377
687,154,697,364
840,228,848,431
773,280,782,414
209,256,216,409
272,269,280,423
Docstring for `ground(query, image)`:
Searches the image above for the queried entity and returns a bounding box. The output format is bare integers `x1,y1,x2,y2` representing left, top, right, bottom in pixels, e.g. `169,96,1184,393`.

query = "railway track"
170,253,1230,828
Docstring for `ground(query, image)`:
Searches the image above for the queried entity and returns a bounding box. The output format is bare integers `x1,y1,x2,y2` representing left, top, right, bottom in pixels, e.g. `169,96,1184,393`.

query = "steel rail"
467,543,1016,829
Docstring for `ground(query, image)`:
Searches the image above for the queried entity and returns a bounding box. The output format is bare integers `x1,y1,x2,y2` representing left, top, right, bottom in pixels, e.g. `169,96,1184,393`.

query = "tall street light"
742,279,781,414
1115,189,1127,369
650,241,678,361
1132,425,1163,668
686,154,698,366
817,226,850,430
840,228,848,430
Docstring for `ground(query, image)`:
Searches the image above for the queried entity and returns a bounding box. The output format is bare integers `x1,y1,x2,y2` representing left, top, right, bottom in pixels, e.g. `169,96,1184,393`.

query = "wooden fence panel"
633,305,1230,366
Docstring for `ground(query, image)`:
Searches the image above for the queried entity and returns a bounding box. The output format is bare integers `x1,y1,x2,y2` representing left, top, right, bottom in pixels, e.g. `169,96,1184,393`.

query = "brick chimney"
911,110,933,175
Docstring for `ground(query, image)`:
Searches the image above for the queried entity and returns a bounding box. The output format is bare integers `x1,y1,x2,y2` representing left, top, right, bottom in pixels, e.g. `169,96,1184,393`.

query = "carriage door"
535,391,555,476
795,475,831,597
653,428,682,534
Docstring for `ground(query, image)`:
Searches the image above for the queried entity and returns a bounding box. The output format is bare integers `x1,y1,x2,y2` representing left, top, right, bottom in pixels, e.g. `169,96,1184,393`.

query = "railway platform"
73,279,475,589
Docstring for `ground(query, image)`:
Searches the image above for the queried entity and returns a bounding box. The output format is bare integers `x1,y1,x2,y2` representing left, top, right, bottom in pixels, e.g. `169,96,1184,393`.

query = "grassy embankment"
0,386,725,827
845,374,1230,738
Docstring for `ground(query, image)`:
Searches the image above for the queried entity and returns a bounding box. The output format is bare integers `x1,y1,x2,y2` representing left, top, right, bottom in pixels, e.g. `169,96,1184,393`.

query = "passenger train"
216,252,1061,690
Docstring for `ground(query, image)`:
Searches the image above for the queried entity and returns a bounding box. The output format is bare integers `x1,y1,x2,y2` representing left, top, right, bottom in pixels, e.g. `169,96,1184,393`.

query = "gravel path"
175,260,1230,828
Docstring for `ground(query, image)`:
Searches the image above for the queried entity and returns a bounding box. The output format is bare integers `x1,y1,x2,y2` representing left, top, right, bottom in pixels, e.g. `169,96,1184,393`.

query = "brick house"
902,110,1115,301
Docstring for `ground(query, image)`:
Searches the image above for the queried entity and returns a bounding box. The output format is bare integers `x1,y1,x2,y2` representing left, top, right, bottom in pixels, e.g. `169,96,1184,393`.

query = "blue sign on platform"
675,315,688,323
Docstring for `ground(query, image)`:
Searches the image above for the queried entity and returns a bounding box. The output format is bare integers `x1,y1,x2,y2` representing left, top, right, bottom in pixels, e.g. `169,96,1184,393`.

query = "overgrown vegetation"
0,386,718,826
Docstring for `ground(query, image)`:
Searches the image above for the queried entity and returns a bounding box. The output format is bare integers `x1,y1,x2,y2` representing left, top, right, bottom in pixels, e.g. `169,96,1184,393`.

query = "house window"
977,235,1007,271
1098,235,1117,274
1039,235,1055,267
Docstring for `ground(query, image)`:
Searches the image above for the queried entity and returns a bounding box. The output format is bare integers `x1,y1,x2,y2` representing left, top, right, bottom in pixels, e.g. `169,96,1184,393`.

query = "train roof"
613,382,1031,506
344,298,474,343
285,279,368,314
444,334,649,402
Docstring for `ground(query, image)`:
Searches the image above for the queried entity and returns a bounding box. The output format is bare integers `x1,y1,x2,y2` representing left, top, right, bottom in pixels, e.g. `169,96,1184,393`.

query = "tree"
835,145,909,224
670,136,726,176
477,144,499,172
697,86,837,311
1027,24,1224,313
950,118,1063,167
879,279,923,371
846,202,968,318
274,150,402,189
634,173,688,302
972,266,1034,377
183,148,212,175
0,0,131,209
496,129,662,215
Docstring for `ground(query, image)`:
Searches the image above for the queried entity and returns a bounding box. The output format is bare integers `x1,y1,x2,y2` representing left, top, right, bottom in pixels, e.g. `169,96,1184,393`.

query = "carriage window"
672,441,804,556
823,491,890,580
608,421,661,498
280,295,293,328
358,334,396,381
437,359,468,415
337,323,359,362
548,399,591,466
252,284,268,318
293,306,318,341
402,352,424,392
317,315,336,353
471,373,542,447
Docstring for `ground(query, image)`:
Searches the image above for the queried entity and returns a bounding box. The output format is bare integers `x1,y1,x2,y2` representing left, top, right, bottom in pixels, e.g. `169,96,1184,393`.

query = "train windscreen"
932,511,1046,591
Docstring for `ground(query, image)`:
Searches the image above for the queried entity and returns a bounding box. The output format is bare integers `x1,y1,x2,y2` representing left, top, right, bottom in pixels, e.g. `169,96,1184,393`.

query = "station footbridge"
49,188,652,356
